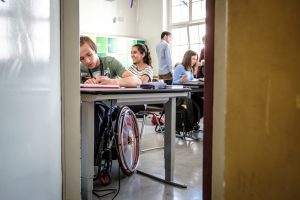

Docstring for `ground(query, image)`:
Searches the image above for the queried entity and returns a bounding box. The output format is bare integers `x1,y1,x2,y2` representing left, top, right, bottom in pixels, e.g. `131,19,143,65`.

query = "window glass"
172,0,189,23
189,24,205,51
172,27,188,64
190,44,200,55
189,25,200,44
172,27,188,46
170,0,206,65
172,44,189,66
192,0,206,20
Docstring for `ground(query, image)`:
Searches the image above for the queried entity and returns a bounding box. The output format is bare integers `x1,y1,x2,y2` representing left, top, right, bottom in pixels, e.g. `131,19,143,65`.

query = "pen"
88,69,94,78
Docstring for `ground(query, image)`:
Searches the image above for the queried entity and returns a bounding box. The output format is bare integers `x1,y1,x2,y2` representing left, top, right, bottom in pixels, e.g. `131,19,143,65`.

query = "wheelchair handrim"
116,107,140,175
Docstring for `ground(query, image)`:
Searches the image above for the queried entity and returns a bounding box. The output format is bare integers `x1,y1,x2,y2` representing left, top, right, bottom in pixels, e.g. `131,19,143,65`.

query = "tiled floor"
92,116,203,200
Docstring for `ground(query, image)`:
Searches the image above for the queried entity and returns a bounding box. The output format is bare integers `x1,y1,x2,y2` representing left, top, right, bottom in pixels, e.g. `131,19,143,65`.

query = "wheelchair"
94,103,140,186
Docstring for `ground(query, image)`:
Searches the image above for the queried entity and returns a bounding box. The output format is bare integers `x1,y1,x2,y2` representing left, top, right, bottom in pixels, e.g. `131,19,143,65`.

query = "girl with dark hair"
173,50,198,84
128,43,153,83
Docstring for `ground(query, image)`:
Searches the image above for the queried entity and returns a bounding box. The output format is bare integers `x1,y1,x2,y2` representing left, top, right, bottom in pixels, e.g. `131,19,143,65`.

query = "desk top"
80,87,190,104
174,81,204,87
80,87,190,95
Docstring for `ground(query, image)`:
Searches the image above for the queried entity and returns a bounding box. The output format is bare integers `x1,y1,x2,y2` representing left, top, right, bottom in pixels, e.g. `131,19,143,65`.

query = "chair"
136,104,165,152
137,105,165,135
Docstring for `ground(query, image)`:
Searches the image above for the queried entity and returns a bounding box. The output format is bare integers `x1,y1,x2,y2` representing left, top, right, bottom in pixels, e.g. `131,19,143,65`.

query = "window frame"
168,0,206,63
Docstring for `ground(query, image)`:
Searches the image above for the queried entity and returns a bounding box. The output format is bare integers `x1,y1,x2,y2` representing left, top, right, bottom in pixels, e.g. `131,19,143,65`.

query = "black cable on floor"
112,163,121,200
93,188,117,198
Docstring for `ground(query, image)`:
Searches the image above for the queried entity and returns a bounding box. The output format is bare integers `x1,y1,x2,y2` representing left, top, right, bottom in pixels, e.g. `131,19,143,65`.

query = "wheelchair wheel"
115,106,140,176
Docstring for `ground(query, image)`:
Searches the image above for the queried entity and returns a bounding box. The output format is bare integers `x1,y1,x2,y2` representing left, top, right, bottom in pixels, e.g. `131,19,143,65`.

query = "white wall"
80,0,138,37
137,0,165,76
80,0,165,76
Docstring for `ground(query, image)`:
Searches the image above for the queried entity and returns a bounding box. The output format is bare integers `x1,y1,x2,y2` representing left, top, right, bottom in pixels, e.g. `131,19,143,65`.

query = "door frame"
203,0,215,199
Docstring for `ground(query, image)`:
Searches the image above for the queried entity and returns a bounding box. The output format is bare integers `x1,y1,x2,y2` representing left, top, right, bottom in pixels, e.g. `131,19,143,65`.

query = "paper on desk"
80,84,120,89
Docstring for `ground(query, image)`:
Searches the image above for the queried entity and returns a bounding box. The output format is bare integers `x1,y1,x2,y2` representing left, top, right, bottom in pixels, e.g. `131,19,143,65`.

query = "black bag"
176,97,197,132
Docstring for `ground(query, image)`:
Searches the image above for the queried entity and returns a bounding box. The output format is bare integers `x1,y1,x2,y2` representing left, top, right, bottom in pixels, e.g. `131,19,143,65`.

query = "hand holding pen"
84,78,97,84
95,76,118,85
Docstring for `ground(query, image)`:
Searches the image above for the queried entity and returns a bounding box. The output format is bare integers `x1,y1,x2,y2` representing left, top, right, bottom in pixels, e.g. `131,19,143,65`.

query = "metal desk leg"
137,97,187,188
164,97,175,181
81,102,94,200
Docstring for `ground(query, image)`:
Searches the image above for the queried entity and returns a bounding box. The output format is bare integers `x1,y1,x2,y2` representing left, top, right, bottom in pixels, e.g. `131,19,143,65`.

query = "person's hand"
84,78,97,84
181,74,188,82
200,59,205,66
95,76,119,85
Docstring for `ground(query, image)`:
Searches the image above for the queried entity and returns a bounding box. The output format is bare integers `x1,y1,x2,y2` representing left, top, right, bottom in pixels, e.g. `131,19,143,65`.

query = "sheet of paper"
80,84,120,89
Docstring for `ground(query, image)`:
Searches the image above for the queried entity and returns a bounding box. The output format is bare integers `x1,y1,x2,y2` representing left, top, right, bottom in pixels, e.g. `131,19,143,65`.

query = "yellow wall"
224,0,300,199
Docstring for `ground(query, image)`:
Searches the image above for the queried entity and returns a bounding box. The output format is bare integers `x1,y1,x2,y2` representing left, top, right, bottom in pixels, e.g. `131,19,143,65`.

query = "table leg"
137,97,187,188
81,102,94,200
164,97,175,181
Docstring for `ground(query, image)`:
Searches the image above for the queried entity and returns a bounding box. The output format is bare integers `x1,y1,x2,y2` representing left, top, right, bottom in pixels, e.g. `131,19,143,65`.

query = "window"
170,0,206,64
192,0,206,20
171,0,189,23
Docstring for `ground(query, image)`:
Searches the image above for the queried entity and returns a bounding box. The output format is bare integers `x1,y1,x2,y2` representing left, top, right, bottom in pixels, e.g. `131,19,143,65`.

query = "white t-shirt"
128,64,153,82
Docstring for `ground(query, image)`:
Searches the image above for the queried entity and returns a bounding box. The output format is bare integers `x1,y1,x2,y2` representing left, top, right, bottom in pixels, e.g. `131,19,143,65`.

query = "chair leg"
140,114,146,138
136,112,165,153
154,111,165,133
135,113,146,139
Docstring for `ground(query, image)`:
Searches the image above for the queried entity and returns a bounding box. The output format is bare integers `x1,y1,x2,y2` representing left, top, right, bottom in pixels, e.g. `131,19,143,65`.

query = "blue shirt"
156,40,172,75
173,64,194,84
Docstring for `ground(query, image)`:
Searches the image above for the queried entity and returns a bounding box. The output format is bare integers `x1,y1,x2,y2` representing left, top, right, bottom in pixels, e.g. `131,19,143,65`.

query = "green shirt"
80,56,126,83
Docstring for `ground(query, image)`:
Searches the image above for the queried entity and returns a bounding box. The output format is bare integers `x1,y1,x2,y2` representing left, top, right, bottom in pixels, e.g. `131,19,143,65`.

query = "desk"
173,81,204,99
175,80,204,93
81,88,190,200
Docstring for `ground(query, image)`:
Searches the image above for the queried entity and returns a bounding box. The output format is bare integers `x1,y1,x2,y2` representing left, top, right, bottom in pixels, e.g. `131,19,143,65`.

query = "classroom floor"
92,116,203,200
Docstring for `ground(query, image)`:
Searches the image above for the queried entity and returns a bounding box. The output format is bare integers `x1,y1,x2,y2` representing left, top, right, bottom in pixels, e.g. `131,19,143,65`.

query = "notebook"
80,84,120,89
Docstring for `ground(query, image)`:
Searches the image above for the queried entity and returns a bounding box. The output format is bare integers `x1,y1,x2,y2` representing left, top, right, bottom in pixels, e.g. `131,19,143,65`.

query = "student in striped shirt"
128,43,154,113
128,44,153,83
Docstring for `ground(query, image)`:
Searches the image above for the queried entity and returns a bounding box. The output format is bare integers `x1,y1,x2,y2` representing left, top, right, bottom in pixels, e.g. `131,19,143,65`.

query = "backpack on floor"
176,97,196,132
